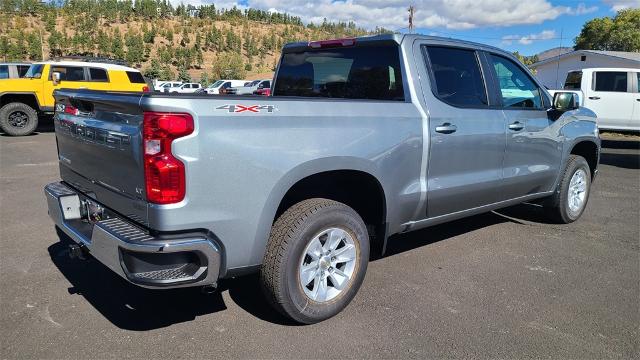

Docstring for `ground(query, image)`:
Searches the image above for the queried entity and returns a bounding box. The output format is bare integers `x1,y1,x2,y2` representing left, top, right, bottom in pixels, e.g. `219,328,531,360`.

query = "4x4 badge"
216,104,277,113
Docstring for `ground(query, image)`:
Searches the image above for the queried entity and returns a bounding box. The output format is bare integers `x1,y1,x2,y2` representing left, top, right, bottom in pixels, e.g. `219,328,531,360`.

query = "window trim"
485,52,549,111
421,44,491,109
592,71,631,93
88,67,110,83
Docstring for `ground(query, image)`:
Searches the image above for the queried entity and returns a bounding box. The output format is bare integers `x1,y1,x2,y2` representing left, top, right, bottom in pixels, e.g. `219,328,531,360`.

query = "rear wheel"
0,102,39,136
260,198,369,324
544,155,591,223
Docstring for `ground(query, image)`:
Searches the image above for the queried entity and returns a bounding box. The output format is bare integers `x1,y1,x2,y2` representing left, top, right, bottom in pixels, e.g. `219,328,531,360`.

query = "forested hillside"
0,0,390,83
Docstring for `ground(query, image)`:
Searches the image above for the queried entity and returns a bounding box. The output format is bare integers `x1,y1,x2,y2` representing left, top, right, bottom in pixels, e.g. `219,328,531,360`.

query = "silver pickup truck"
45,34,600,324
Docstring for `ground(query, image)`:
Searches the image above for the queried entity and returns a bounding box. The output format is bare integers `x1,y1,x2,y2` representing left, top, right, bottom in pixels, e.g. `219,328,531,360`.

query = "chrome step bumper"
44,181,221,289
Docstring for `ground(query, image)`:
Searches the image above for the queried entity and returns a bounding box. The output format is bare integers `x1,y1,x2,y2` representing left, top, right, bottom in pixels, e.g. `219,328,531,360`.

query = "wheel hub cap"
8,111,28,128
299,227,358,303
568,169,587,213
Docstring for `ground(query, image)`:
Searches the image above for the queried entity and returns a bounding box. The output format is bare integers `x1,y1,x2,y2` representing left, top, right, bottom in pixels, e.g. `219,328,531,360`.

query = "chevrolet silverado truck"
45,34,600,324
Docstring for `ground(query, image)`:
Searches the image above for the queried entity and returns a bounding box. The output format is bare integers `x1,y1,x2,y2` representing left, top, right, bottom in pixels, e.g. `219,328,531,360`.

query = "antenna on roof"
408,5,415,33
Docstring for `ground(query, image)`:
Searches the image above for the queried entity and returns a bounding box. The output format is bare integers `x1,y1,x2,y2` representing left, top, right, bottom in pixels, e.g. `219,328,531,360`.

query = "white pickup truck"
548,68,640,132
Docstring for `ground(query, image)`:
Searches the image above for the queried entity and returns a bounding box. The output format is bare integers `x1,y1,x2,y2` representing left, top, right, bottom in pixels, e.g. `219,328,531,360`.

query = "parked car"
165,82,201,94
157,81,182,92
205,80,246,95
228,79,271,95
0,63,31,79
0,60,149,136
548,68,640,132
46,34,600,325
153,80,180,92
254,87,271,96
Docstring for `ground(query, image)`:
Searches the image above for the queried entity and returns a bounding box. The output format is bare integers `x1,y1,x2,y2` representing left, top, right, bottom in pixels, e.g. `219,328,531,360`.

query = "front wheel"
544,155,592,223
0,102,39,136
260,198,369,324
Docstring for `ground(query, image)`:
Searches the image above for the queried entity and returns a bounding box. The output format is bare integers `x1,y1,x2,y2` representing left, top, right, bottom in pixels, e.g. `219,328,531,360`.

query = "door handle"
508,121,525,131
434,123,457,134
636,99,640,102
589,96,600,100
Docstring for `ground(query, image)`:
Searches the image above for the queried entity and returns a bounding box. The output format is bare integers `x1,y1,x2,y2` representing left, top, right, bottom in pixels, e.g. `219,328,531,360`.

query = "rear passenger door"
420,45,506,218
584,71,635,130
487,54,562,200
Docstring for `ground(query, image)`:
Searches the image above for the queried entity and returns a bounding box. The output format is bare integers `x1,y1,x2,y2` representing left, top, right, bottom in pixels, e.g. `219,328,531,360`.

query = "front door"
487,54,563,200
420,45,506,218
584,71,634,130
44,65,88,107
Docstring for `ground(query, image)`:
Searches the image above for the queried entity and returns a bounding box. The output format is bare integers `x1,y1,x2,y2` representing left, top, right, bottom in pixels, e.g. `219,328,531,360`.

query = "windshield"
209,80,224,88
162,83,172,87
24,64,44,79
247,80,260,87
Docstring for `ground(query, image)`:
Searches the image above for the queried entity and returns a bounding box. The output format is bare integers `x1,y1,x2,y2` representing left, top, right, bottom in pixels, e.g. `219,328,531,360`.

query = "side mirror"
553,92,579,111
52,72,61,85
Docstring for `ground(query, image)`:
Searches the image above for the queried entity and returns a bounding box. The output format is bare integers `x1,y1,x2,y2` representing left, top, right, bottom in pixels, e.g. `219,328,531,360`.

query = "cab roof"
34,61,139,72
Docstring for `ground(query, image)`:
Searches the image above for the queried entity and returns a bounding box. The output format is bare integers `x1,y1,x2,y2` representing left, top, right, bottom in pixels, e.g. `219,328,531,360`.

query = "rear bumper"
44,181,222,289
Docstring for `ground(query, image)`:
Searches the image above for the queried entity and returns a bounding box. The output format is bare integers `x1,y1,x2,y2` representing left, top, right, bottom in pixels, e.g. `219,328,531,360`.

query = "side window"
126,71,146,84
594,72,627,92
89,68,108,82
0,65,8,79
424,46,488,107
262,80,271,88
17,65,30,77
489,54,542,109
637,73,640,93
564,71,582,90
223,82,231,88
51,66,86,81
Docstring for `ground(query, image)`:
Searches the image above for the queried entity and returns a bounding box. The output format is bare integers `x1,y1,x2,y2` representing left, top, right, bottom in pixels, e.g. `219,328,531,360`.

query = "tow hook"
68,243,88,260
201,284,217,294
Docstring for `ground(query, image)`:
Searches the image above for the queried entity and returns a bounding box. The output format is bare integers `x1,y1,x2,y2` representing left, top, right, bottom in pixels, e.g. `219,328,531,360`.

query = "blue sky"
195,0,639,56
419,0,628,56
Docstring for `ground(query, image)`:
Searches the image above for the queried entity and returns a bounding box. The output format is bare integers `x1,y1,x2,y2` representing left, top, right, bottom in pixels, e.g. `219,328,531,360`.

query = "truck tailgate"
53,89,149,225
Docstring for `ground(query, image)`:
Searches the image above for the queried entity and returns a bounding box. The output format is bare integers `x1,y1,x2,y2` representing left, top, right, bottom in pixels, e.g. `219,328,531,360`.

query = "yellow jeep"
0,61,149,136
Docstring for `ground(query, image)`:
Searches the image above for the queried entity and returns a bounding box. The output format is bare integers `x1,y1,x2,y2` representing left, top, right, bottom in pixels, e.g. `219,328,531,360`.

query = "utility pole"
555,28,563,89
408,5,415,33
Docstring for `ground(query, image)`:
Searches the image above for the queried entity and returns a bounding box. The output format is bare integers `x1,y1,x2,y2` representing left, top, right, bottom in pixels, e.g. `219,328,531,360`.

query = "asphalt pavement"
1,127,638,359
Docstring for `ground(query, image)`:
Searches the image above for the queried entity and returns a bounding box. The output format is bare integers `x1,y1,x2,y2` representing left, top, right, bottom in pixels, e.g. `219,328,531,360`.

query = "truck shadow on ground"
599,139,640,170
48,205,547,329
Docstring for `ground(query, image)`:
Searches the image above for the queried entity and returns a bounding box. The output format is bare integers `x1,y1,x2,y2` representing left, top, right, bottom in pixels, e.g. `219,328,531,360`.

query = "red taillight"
142,85,150,92
64,105,79,115
309,38,356,49
143,112,194,204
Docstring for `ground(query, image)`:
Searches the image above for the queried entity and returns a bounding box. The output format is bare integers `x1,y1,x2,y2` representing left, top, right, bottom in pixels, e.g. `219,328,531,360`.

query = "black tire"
260,198,369,324
544,155,591,223
0,102,39,136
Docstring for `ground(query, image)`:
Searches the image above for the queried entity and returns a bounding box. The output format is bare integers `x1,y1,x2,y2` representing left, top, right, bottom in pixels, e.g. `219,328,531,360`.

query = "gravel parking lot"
1,128,638,359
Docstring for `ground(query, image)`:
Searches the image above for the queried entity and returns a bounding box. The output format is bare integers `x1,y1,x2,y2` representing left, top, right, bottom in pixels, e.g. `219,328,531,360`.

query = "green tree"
211,52,246,80
27,32,42,60
143,58,162,79
574,9,640,52
177,65,191,82
111,28,125,60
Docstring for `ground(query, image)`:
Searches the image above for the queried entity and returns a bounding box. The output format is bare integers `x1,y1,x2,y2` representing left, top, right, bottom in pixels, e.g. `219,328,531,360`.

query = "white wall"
533,53,639,89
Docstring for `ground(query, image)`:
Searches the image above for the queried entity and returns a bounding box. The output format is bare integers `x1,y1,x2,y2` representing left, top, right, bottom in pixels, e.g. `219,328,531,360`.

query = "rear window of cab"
273,43,405,101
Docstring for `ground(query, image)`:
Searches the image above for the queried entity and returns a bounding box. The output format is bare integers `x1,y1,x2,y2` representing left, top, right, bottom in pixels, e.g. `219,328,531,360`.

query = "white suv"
168,83,202,94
